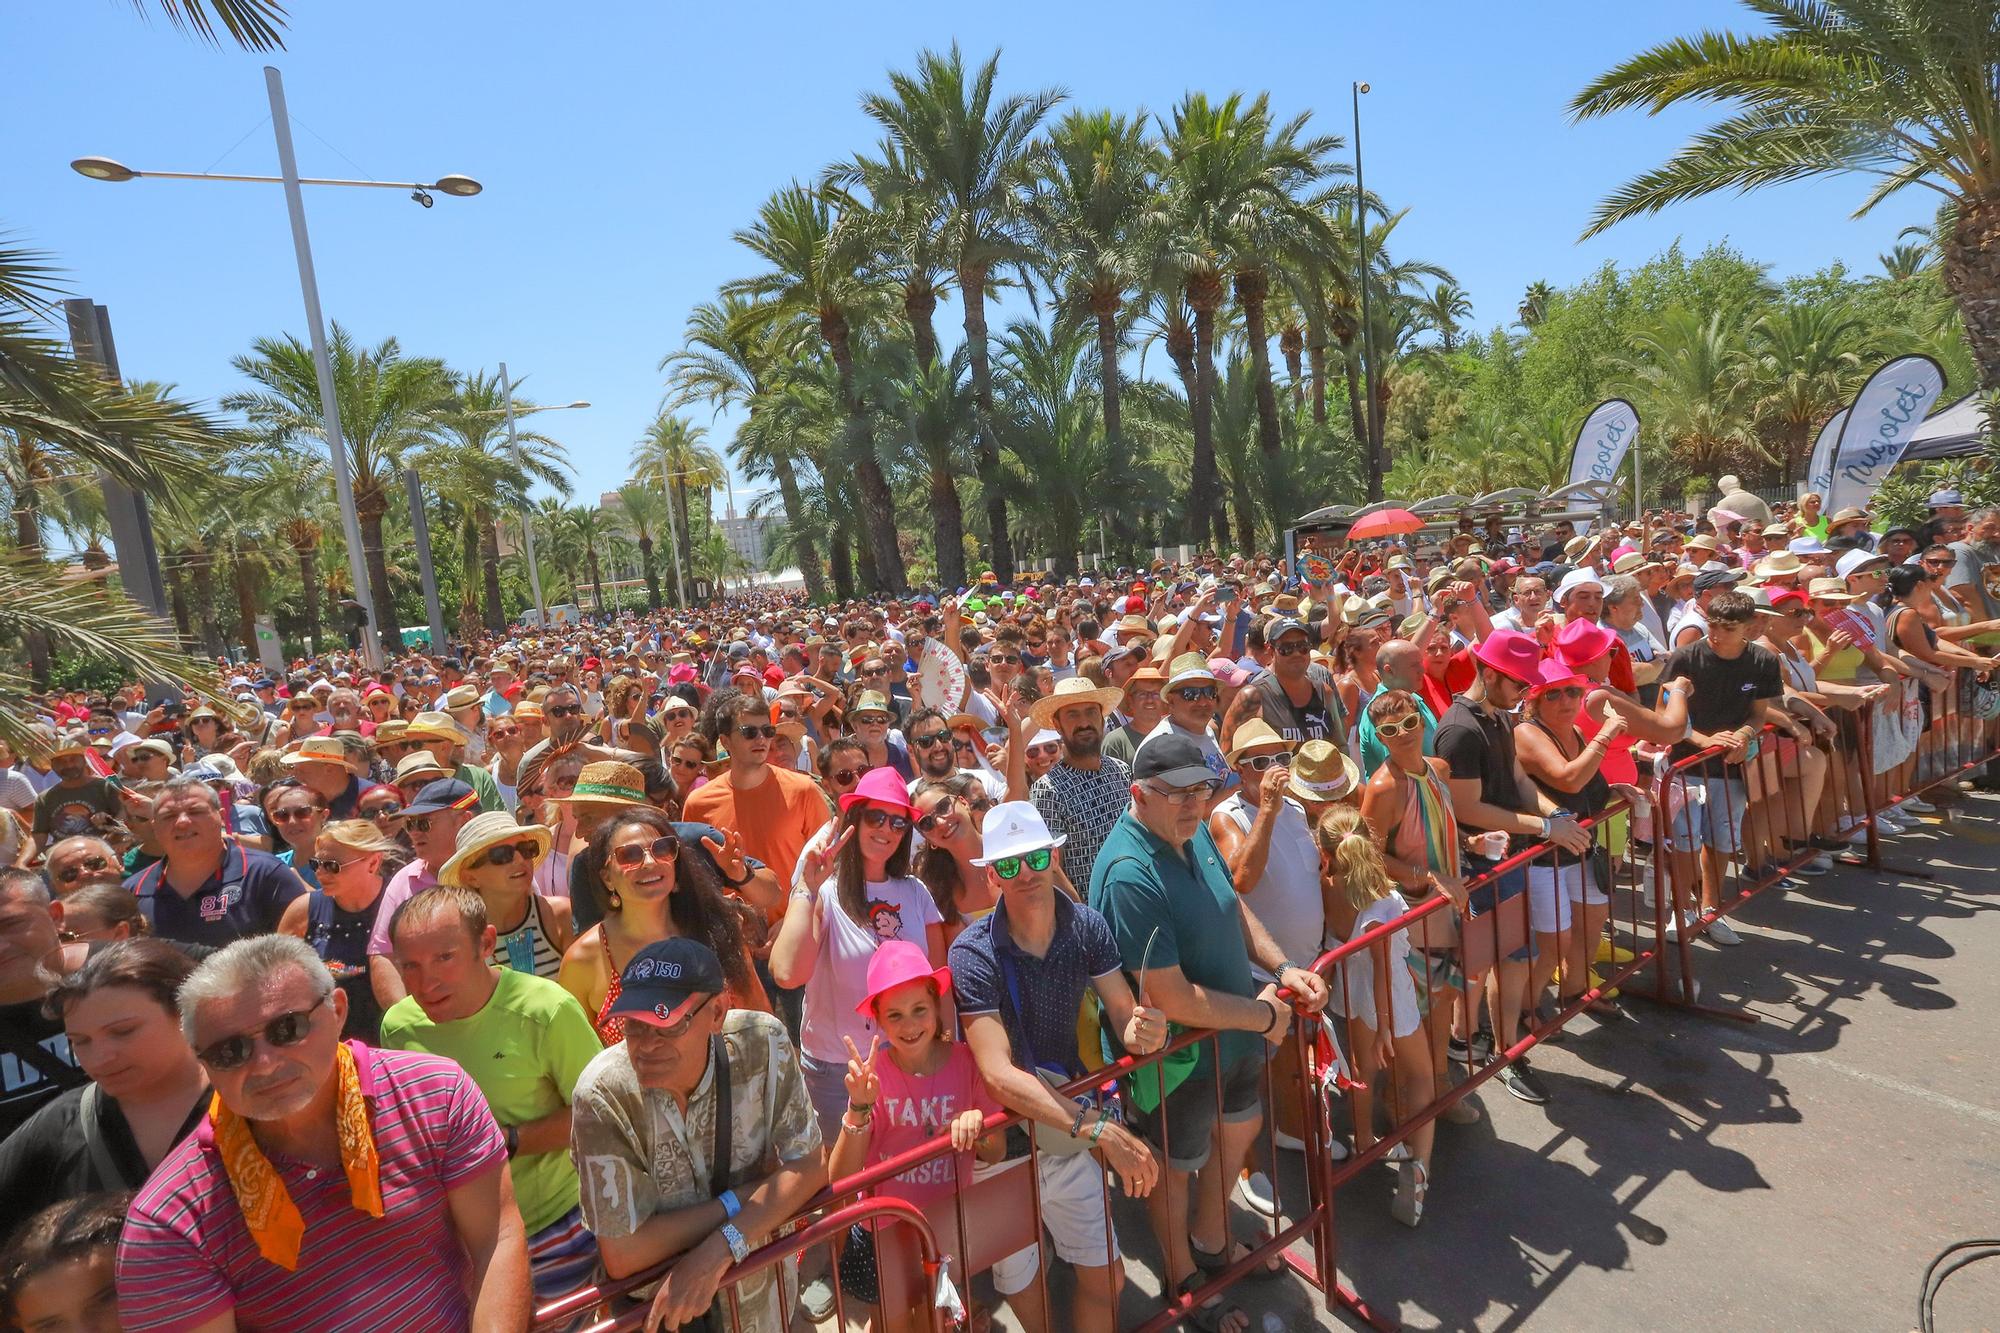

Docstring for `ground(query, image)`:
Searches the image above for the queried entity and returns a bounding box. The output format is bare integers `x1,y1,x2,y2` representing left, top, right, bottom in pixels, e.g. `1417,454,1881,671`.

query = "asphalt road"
969,795,2000,1332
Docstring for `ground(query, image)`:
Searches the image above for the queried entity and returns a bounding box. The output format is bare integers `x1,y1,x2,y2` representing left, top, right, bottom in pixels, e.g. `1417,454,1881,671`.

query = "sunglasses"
950,737,977,753
545,704,582,719
860,666,888,677
306,854,367,875
910,730,950,748
197,994,329,1070
736,723,776,740
1025,743,1061,758
858,808,912,832
1375,713,1424,738
916,795,962,833
1537,686,1586,701
991,847,1053,880
1240,753,1286,772
610,834,681,869
1145,779,1220,805
362,802,403,818
829,768,860,787
409,815,455,834
1174,687,1219,703
1275,640,1312,657
988,653,1022,665
488,726,520,739
270,806,321,823
55,855,113,882
670,755,702,770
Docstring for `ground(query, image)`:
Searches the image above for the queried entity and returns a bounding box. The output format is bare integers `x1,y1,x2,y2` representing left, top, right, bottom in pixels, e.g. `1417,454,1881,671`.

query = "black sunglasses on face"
55,855,113,882
363,802,403,818
734,723,775,740
1175,686,1219,703
829,768,860,786
859,808,912,832
610,835,681,869
910,730,950,748
545,704,582,719
270,807,320,823
306,854,367,875
197,994,329,1070
916,795,960,833
476,840,542,869
1276,640,1312,657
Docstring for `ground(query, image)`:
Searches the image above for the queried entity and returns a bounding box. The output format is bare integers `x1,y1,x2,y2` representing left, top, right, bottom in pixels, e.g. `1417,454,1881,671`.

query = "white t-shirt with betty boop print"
797,874,943,1066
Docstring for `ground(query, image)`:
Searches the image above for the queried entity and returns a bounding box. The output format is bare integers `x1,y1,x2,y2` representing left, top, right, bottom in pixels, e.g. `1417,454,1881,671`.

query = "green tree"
614,483,670,611
1745,300,1870,479
632,412,724,591
1571,0,2000,389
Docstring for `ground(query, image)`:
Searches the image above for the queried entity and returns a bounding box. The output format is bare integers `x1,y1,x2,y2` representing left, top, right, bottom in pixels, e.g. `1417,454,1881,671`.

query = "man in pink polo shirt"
117,934,529,1332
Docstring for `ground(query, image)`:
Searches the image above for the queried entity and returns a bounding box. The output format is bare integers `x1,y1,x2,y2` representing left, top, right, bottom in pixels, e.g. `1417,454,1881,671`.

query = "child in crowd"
0,1192,129,1332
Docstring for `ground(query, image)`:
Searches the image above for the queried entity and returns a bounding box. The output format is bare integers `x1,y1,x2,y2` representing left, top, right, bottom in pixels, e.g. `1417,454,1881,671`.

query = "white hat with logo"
972,800,1068,866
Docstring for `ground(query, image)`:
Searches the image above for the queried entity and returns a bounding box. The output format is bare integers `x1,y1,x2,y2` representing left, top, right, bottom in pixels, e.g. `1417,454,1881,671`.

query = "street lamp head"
432,174,482,197
1357,82,1371,95
564,400,591,410
72,156,137,182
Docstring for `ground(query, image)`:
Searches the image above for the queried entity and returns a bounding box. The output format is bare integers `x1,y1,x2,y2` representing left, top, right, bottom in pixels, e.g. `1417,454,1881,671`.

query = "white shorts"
1035,1147,1120,1271
1527,858,1605,920
975,1160,1041,1296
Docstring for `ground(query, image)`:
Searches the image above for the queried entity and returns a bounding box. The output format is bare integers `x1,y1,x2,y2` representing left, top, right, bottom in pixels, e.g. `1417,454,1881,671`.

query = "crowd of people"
1,476,1995,1333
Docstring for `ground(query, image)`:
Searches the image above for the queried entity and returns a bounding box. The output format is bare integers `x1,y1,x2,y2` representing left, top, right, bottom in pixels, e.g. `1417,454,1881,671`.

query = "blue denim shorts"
1465,858,1535,964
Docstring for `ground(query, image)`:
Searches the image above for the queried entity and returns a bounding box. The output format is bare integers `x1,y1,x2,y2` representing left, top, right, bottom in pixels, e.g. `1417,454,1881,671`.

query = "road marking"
1728,1030,2000,1127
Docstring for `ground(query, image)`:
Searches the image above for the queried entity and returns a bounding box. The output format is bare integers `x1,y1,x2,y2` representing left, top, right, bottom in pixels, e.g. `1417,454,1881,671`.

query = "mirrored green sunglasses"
992,847,1053,880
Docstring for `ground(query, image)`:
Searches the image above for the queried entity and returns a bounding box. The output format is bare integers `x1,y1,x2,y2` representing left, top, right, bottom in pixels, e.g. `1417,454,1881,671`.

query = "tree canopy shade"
1570,0,2000,389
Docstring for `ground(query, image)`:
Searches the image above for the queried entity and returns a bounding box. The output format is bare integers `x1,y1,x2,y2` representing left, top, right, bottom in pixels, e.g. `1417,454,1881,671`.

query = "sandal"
1390,1160,1429,1228
1176,1273,1251,1333
1189,1237,1286,1281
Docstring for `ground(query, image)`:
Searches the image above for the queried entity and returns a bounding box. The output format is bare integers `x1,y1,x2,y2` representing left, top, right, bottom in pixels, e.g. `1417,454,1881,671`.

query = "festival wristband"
718,1189,741,1221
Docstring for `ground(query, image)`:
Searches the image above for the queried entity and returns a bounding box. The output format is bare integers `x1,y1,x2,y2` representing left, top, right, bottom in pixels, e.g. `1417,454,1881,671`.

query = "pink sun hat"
1553,617,1616,669
854,939,954,1017
1471,629,1541,685
839,765,921,815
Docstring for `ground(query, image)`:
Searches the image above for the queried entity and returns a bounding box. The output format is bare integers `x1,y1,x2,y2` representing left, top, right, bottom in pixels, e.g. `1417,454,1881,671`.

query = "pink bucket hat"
854,939,954,1017
839,765,921,815
1529,658,1588,696
1471,629,1541,685
1553,618,1616,669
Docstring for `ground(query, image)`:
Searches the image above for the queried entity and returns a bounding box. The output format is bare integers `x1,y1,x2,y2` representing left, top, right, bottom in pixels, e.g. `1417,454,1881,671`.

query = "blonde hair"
317,819,401,857
1313,805,1395,913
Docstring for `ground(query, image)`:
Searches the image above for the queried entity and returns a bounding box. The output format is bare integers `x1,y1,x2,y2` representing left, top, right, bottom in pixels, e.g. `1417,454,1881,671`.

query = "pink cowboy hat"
854,939,954,1017
1529,658,1588,696
1471,629,1541,686
839,765,921,816
1553,618,1616,669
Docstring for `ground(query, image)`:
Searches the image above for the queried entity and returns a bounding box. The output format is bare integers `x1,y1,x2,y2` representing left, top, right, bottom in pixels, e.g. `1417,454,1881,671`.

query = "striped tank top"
490,895,564,980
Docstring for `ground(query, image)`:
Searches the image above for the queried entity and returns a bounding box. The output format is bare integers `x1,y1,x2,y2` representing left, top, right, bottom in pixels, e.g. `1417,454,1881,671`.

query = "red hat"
582,656,602,671
763,665,784,686
1125,594,1146,614
1471,629,1541,686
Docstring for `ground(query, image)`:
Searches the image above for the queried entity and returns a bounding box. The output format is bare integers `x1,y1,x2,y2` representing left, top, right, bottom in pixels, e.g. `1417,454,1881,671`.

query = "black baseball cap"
606,938,726,1028
401,778,479,816
1132,733,1216,788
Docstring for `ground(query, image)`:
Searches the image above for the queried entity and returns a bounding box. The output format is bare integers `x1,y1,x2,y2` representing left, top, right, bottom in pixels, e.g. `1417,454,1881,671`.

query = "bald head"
1377,638,1422,690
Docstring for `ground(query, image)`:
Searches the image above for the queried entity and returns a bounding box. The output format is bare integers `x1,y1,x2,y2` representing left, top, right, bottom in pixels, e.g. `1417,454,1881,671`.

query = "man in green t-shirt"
380,885,603,1304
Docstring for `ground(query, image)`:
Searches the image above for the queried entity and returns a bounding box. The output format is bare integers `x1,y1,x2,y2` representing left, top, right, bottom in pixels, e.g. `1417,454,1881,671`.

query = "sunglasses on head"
736,723,776,740
55,855,113,882
858,808,912,832
610,834,680,869
1375,713,1424,738
991,847,1052,880
197,994,329,1070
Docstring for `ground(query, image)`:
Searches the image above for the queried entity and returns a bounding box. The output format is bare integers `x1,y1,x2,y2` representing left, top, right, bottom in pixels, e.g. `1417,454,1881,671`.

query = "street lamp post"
1352,80,1381,503
72,65,480,669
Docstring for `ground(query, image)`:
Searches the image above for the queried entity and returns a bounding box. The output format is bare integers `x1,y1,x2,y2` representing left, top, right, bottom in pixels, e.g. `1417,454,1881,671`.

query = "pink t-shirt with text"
865,1041,999,1208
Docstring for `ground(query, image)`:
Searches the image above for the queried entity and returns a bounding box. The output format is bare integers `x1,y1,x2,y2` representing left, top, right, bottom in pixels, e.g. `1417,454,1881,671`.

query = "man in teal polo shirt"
1089,733,1329,1314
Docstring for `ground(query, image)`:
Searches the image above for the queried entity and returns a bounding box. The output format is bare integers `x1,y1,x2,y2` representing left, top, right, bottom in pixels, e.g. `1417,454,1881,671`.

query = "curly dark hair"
585,807,754,1000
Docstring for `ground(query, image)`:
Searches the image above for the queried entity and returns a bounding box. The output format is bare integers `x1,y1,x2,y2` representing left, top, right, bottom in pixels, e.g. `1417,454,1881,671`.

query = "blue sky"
6,1,1937,533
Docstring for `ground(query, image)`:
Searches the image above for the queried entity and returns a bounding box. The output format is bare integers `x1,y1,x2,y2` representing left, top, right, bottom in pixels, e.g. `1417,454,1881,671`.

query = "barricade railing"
532,667,2000,1333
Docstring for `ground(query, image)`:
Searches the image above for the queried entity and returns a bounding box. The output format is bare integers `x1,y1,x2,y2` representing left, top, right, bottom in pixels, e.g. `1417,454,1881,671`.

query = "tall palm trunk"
1092,290,1138,562
929,461,967,591
906,286,940,368
1235,269,1285,541
1308,339,1329,426
232,551,260,661
354,484,403,653
292,543,322,654
188,542,223,659
959,263,1015,579
822,320,907,593
586,545,605,615
1186,275,1228,552
1166,323,1203,552
166,557,194,647
672,477,695,590
13,495,50,683
1229,464,1258,555
477,504,506,632
1943,195,2000,391
767,451,826,603
828,523,857,601
1280,324,1306,408
636,534,662,610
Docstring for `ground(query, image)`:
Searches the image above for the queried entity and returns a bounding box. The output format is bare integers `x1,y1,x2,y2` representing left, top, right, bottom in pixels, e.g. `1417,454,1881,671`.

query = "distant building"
720,509,779,572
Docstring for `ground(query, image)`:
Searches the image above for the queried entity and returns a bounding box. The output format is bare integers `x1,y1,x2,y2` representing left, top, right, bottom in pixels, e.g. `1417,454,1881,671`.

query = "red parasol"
1345,508,1423,541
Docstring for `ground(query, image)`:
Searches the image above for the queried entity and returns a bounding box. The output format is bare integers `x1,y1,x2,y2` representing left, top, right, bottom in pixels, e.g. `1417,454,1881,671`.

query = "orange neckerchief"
209,1041,383,1271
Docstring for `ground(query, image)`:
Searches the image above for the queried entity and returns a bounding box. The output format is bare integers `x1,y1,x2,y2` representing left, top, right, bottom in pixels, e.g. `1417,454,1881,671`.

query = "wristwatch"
1276,959,1302,981
720,1221,750,1264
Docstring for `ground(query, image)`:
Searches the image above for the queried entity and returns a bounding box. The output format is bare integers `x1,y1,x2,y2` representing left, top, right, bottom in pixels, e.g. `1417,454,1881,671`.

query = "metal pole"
499,361,547,629
662,476,688,608
1352,81,1381,503
266,66,382,669
1633,429,1643,521
403,467,449,652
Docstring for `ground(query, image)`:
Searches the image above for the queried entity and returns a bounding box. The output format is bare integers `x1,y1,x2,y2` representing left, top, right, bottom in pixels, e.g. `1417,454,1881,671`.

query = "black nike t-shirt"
1661,639,1782,775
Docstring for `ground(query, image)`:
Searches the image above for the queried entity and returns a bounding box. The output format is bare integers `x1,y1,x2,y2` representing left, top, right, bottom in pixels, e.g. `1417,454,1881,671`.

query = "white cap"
1555,568,1605,603
1079,576,1095,588
1789,535,1829,555
1836,548,1889,578
972,800,1068,866
107,731,143,757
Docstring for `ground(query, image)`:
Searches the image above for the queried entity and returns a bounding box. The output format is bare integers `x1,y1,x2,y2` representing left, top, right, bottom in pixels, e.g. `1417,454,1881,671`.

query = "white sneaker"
1663,912,1696,942
1235,1171,1280,1217
1271,1129,1306,1153
1707,917,1744,946
1878,812,1911,834
1902,796,1937,815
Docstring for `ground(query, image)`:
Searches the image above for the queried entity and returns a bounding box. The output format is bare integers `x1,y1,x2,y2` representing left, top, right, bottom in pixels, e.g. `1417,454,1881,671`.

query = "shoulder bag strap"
707,1033,733,1197
78,1082,128,1191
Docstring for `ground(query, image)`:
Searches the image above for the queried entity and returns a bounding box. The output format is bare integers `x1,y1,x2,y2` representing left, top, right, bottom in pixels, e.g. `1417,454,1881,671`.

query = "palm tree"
226,327,450,656
1615,307,1761,484
693,529,750,591
996,318,1120,578
857,43,1064,580
887,346,976,588
663,296,829,603
1518,280,1554,330
1879,242,1933,283
136,0,289,49
427,369,571,632
632,412,724,589
726,182,907,591
560,505,618,614
1570,0,2000,388
1027,109,1158,560
614,483,670,610
1415,279,1474,352
1745,301,1870,479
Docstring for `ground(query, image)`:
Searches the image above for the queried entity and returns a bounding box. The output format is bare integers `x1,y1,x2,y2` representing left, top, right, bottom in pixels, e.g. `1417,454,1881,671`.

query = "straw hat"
405,711,468,744
849,690,895,720
1828,506,1871,526
440,684,483,711
281,736,348,767
393,750,452,785
373,719,410,745
1224,719,1290,766
435,811,552,889
1752,552,1803,579
1286,741,1361,803
1807,577,1858,602
1029,677,1125,730
555,759,649,809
